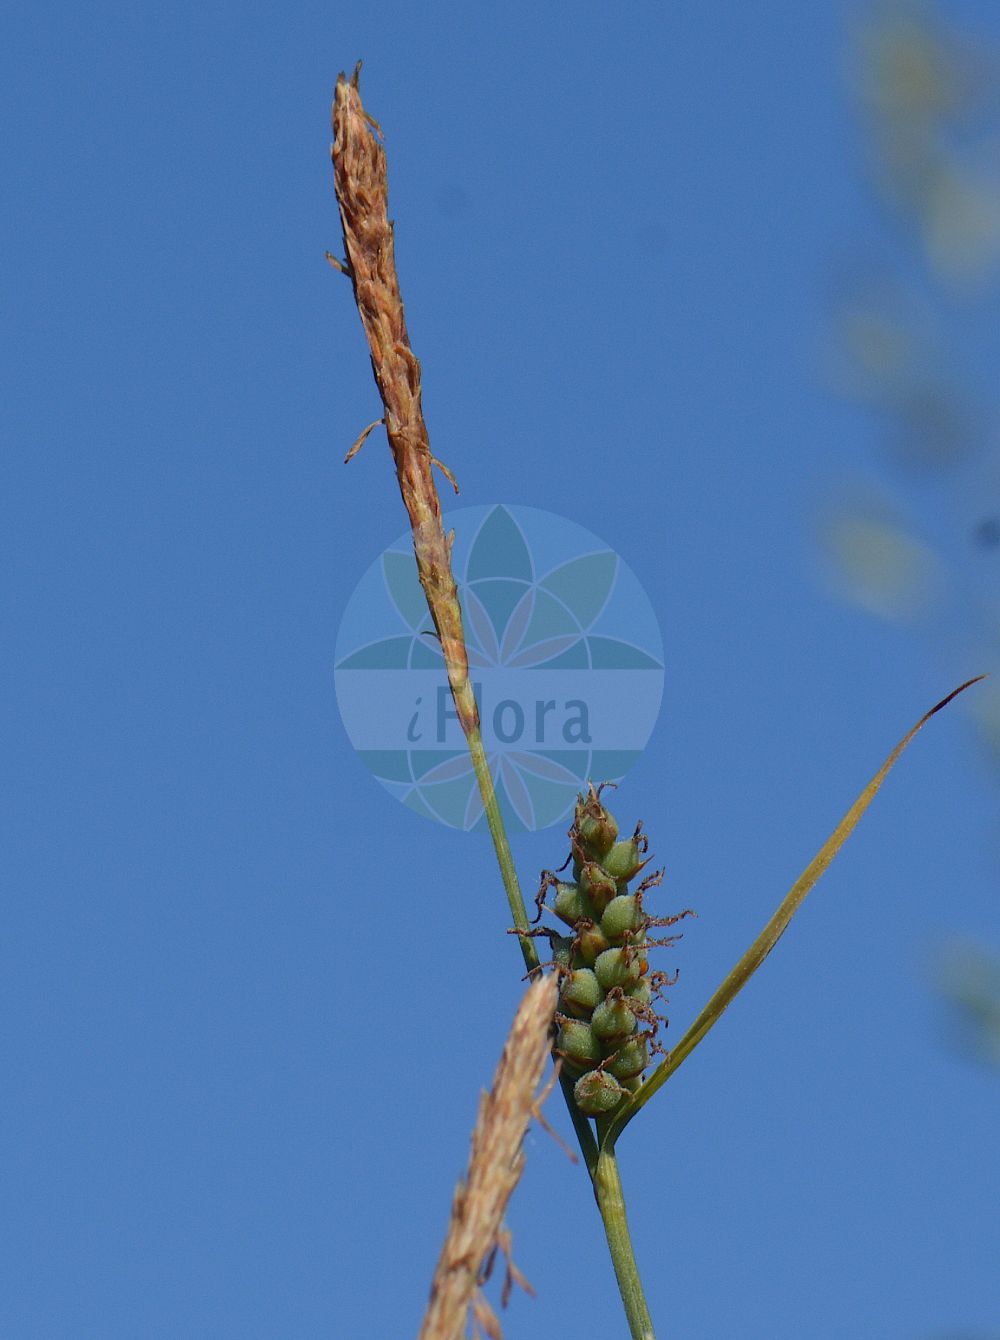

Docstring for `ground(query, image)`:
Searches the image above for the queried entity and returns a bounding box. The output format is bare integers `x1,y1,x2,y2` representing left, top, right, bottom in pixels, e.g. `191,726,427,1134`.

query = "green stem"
466,724,538,973
465,722,602,1174
594,1146,656,1340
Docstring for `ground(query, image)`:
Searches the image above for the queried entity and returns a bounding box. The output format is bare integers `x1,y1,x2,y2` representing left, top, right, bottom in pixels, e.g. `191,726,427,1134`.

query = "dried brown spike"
417,975,558,1340
331,69,477,736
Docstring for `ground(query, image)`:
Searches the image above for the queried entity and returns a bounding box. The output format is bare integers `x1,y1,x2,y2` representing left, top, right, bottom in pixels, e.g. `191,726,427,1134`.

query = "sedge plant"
329,64,983,1340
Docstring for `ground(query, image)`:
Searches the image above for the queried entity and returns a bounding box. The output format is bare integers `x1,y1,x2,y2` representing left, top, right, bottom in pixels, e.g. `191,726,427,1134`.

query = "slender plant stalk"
593,1147,656,1340
465,725,539,971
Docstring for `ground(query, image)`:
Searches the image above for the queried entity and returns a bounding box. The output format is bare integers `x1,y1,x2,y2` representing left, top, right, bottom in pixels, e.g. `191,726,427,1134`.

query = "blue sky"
3,2,999,1337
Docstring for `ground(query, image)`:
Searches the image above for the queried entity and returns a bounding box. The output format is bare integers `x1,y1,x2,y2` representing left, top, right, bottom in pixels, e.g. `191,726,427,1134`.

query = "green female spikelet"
536,783,694,1118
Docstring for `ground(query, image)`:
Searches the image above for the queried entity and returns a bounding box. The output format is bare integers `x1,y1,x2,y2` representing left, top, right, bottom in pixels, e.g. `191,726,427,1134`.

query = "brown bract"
331,65,478,736
417,975,558,1340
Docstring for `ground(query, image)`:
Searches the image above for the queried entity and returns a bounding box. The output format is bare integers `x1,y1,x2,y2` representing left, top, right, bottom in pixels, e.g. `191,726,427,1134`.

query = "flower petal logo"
335,505,663,832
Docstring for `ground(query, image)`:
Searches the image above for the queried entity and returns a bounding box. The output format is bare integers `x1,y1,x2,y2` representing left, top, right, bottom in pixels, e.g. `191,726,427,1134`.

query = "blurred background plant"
823,0,1000,1068
934,938,1000,1065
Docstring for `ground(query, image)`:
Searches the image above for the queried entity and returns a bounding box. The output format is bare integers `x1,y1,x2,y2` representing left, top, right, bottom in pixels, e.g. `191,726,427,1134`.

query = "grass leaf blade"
606,676,985,1145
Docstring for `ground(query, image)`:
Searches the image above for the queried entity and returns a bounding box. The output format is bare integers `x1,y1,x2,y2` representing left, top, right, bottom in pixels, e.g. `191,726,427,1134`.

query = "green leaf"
604,675,985,1147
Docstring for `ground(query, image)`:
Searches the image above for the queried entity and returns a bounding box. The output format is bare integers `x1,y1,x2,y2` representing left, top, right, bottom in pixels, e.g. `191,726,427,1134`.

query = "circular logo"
335,504,663,833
